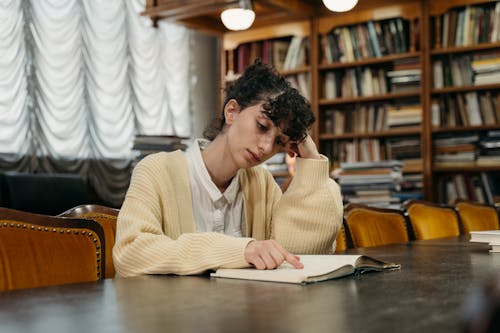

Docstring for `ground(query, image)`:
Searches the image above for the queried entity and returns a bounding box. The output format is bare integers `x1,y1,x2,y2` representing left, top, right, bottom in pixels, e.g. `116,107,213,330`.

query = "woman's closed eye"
257,122,268,131
275,137,286,147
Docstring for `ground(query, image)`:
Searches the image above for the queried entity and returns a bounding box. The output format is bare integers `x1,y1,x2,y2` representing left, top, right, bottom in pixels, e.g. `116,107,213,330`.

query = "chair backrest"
454,200,500,234
403,200,461,240
58,204,119,279
0,207,105,291
344,203,409,248
3,172,89,215
334,223,348,253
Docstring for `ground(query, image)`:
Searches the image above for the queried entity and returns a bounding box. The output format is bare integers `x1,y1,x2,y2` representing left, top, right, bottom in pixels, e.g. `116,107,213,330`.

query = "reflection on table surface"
1,238,499,333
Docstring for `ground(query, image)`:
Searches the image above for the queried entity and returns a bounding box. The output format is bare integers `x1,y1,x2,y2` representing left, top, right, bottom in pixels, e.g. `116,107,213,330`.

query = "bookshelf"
428,0,500,203
144,0,500,204
316,1,425,207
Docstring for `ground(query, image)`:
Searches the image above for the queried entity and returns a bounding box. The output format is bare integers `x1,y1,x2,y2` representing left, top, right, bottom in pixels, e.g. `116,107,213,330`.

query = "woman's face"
224,100,290,169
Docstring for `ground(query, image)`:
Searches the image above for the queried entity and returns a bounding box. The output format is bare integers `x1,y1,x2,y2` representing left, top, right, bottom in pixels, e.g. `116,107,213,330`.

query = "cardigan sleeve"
112,154,253,277
270,155,343,254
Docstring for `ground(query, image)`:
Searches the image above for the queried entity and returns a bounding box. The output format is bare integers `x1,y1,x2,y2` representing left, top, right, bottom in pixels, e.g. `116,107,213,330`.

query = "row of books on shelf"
323,60,421,99
321,17,413,63
431,91,500,127
433,131,500,167
231,36,308,77
323,103,421,134
286,73,310,101
433,52,500,88
324,138,422,170
434,2,500,49
331,160,422,209
437,172,499,205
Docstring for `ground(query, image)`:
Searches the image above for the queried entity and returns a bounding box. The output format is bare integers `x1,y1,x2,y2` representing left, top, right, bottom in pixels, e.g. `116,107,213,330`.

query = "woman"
113,60,343,277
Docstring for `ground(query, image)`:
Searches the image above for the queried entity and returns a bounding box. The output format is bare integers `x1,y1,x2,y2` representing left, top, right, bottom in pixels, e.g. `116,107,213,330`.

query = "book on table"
489,244,500,253
469,230,500,244
210,255,400,284
470,230,500,253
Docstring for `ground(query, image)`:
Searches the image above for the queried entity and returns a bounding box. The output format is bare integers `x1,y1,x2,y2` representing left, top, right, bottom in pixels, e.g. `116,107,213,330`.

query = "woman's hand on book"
244,240,303,270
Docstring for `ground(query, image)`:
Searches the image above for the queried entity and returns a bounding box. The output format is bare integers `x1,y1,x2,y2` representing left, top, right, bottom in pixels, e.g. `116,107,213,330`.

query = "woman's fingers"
244,240,303,270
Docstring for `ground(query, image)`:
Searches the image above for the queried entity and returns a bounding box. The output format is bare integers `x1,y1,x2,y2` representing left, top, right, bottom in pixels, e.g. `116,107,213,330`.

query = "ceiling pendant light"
220,0,255,31
322,0,359,12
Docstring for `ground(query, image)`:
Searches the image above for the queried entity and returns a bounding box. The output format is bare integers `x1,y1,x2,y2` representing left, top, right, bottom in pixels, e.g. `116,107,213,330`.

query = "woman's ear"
224,99,239,125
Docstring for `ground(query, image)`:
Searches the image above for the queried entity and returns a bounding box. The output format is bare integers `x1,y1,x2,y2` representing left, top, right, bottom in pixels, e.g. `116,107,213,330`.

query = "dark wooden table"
1,238,499,333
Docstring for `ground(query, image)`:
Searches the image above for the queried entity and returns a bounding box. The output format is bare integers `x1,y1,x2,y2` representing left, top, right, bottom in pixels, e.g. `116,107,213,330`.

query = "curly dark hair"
203,59,315,142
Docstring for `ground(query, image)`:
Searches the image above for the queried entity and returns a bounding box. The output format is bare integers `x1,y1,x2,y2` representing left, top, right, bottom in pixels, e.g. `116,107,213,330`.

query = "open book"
211,255,400,284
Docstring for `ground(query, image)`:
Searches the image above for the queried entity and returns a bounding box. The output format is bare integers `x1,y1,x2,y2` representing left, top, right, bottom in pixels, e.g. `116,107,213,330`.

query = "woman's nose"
258,133,274,154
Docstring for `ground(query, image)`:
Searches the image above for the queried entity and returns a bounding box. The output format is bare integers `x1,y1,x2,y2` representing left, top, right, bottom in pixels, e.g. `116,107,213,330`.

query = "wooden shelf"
431,41,500,55
320,91,421,105
319,52,421,70
320,128,422,140
403,164,423,173
222,20,311,50
432,84,500,94
433,165,500,172
280,66,311,76
432,125,500,133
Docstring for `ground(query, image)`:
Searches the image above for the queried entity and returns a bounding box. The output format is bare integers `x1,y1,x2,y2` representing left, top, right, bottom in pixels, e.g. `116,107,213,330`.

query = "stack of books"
132,135,189,166
386,136,422,170
472,52,500,85
477,130,500,166
470,230,500,253
387,59,421,93
261,152,288,174
385,104,422,129
397,173,423,202
332,160,404,209
433,133,479,167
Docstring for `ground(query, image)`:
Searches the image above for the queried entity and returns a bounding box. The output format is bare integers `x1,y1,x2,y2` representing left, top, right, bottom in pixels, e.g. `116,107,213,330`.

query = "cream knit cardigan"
113,150,343,277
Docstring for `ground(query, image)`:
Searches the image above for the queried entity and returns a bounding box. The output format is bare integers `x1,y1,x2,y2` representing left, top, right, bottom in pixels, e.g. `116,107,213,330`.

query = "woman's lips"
247,149,261,162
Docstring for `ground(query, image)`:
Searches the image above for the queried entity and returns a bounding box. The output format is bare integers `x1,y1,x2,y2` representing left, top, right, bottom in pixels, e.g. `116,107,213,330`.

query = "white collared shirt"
184,139,246,236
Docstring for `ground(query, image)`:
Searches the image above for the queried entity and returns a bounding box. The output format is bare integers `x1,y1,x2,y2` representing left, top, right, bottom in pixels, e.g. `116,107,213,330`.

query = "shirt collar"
186,138,240,204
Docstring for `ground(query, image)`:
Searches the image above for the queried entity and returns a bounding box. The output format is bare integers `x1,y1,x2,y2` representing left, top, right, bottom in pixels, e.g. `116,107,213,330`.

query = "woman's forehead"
258,111,291,142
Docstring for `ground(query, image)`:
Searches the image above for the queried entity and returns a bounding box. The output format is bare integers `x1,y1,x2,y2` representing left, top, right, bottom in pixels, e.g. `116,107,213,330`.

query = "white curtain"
0,0,192,205
0,0,31,156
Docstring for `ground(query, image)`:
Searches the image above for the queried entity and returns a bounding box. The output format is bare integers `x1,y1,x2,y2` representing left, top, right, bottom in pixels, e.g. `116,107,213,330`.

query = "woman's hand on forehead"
287,135,321,160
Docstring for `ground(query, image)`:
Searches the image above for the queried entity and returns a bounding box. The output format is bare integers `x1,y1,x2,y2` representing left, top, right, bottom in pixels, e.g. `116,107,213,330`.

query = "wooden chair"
344,203,410,248
453,199,500,234
334,223,348,253
403,200,461,240
59,204,119,279
0,207,105,291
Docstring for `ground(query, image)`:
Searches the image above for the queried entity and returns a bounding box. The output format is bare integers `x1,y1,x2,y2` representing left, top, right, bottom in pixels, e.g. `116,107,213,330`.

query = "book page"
211,255,362,284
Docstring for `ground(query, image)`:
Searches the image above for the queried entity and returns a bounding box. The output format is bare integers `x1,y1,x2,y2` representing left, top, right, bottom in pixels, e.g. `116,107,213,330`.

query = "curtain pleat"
0,0,31,157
